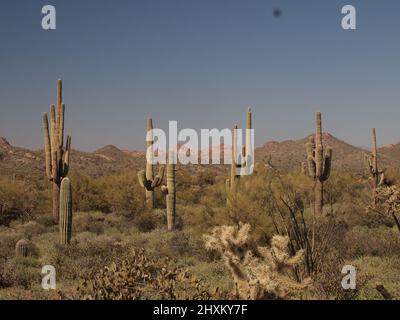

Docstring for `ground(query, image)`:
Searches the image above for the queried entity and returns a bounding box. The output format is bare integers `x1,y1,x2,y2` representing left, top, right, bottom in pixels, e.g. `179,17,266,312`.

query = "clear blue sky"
0,0,399,151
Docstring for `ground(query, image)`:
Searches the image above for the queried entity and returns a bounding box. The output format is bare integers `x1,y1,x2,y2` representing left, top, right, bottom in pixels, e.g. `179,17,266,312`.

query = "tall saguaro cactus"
365,128,385,192
226,107,252,204
42,79,71,223
226,124,239,203
305,112,332,215
161,152,176,231
59,177,73,245
138,118,165,210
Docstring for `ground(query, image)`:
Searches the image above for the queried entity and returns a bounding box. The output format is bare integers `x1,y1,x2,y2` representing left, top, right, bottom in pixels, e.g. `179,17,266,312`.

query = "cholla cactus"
226,108,252,204
15,239,29,257
42,79,71,223
138,118,165,210
365,128,386,193
204,223,309,300
371,186,400,235
305,112,332,215
161,151,176,231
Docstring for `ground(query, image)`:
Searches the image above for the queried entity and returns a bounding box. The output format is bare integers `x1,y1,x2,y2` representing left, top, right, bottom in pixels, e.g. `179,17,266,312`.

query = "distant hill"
1,133,399,179
0,137,145,179
255,133,400,174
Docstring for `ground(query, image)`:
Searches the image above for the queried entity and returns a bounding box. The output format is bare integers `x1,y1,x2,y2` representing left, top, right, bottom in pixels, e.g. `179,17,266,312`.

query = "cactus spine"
305,112,332,215
365,128,385,192
59,177,73,245
162,152,176,231
138,118,165,210
15,239,29,257
42,79,71,223
226,107,252,204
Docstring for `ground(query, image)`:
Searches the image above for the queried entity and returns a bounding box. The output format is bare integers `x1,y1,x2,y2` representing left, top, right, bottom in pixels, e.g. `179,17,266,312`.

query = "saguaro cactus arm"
60,177,73,245
63,135,71,176
138,166,165,190
42,113,52,180
321,147,332,181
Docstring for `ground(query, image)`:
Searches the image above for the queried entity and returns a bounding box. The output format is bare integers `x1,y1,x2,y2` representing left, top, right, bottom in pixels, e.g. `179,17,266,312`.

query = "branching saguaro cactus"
161,152,176,231
204,223,309,300
138,118,165,210
15,239,29,257
226,108,252,204
305,112,332,215
42,79,71,223
365,128,386,193
60,177,73,245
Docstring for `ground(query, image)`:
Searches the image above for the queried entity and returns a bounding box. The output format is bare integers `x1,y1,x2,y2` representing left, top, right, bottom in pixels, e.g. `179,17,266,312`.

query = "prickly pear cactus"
59,177,73,245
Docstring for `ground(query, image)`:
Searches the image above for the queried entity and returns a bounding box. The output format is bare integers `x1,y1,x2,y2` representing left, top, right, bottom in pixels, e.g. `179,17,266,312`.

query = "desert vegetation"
1,80,400,300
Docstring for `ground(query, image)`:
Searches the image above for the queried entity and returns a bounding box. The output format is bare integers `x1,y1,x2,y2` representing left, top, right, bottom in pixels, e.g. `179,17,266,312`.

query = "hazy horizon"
1,0,400,151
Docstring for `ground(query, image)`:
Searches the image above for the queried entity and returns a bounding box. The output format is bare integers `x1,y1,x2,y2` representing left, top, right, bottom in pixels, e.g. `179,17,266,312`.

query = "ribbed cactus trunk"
226,107,252,204
371,128,379,189
59,177,73,245
52,179,60,223
42,79,71,223
138,118,165,210
315,180,323,217
305,112,332,215
164,152,176,231
15,239,29,257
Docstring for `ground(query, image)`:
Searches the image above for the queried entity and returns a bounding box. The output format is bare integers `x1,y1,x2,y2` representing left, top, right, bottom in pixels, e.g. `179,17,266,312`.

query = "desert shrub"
200,177,227,208
102,172,146,215
47,236,129,281
35,214,57,227
188,260,233,297
0,228,24,259
132,209,167,232
0,176,37,225
1,257,41,289
133,211,157,232
312,249,370,300
76,249,216,300
196,170,216,186
15,221,46,239
168,231,193,256
349,256,400,299
74,212,106,235
383,167,400,186
342,226,400,258
325,172,369,211
70,172,111,213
